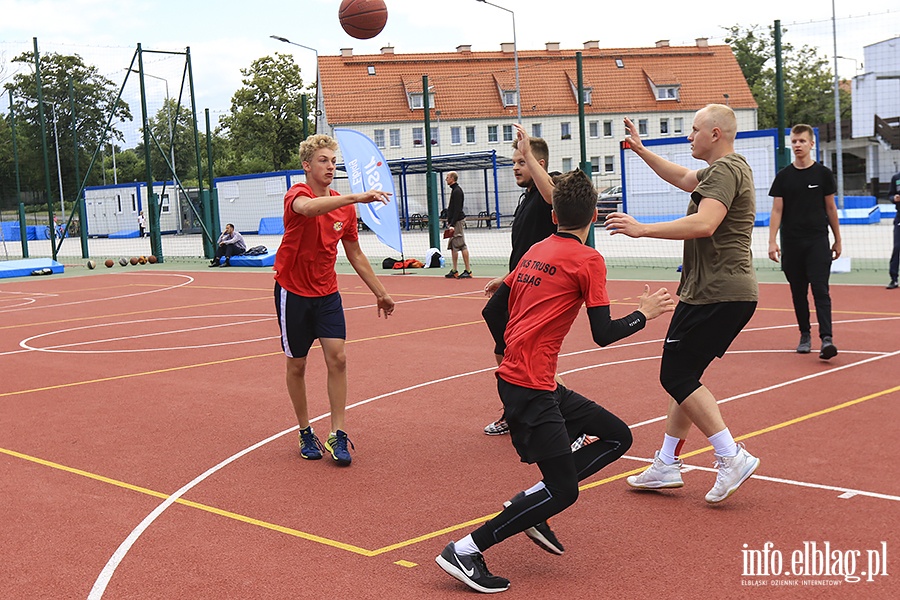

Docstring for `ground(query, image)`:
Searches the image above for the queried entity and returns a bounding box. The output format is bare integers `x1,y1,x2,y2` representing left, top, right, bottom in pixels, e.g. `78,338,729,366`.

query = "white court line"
0,273,195,314
87,314,900,598
621,455,900,502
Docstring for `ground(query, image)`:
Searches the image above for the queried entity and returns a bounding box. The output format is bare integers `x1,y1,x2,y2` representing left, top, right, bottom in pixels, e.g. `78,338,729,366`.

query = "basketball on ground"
339,0,388,39
105,259,115,268
148,255,158,264
138,256,147,265
129,257,138,265
86,260,96,269
118,257,128,266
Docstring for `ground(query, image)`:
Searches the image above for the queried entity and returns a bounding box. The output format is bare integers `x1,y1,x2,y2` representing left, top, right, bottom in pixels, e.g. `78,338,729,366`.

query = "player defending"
273,134,395,466
605,104,760,503
436,169,674,593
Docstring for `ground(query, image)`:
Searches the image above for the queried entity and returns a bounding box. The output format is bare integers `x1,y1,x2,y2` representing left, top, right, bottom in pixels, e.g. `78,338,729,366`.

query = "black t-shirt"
446,183,465,224
508,179,557,271
768,162,836,242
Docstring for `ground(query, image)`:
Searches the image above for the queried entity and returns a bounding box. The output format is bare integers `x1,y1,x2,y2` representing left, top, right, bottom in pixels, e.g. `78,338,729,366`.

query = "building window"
674,117,683,134
390,129,401,147
431,128,440,146
367,65,376,76
603,120,613,138
615,58,624,68
532,123,542,138
604,155,614,173
502,124,514,142
412,127,424,147
657,86,678,100
161,193,171,213
374,129,385,148
590,156,600,174
660,119,669,135
466,126,476,144
502,90,518,107
561,157,573,172
451,126,462,145
589,120,599,138
131,194,137,212
582,88,592,105
408,91,435,110
115,194,122,214
638,119,648,136
487,125,498,143
561,122,571,140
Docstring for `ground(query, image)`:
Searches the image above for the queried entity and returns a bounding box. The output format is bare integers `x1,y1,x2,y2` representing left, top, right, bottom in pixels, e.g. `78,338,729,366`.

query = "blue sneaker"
298,426,324,460
325,429,354,466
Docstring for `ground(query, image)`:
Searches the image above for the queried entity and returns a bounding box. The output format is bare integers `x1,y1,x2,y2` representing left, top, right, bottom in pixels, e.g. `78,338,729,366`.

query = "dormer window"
502,89,518,107
408,91,435,110
566,75,592,105
656,86,679,100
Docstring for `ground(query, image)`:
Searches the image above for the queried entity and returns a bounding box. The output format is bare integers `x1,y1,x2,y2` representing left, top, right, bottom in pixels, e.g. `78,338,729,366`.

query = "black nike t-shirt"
508,177,558,271
768,162,836,242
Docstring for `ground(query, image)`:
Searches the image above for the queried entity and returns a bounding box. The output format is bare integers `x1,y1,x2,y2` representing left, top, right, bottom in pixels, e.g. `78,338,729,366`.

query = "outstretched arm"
624,117,699,192
513,124,555,206
293,190,390,217
588,285,674,346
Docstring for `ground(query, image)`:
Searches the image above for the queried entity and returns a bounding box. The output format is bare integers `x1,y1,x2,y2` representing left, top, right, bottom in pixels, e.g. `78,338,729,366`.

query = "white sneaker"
705,444,759,504
626,451,684,489
484,419,509,436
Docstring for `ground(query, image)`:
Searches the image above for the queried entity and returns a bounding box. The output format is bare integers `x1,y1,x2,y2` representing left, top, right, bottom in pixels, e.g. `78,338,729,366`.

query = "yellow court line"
0,321,485,398
1,384,896,560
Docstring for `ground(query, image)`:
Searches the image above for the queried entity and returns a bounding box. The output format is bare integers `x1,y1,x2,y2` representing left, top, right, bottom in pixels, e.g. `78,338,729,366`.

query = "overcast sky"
2,0,897,128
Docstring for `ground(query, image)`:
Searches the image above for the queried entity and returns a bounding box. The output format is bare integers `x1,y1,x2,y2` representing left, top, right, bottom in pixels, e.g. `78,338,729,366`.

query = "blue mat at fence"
0,258,64,279
109,229,140,239
215,250,277,267
258,217,284,235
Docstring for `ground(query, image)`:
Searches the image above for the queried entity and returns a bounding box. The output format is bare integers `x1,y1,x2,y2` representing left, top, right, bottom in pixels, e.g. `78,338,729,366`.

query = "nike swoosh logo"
454,554,476,577
666,338,680,343
808,185,819,188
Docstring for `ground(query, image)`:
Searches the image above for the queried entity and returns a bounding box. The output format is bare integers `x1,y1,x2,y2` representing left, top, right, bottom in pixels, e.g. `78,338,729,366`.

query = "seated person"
210,223,246,267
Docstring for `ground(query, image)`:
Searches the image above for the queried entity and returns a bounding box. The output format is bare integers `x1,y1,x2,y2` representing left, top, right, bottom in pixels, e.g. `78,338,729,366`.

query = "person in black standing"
443,171,472,279
887,169,900,289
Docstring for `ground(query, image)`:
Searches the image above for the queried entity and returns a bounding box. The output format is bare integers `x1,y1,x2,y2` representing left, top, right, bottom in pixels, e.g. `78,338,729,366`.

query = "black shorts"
497,378,605,464
274,284,346,358
663,301,756,359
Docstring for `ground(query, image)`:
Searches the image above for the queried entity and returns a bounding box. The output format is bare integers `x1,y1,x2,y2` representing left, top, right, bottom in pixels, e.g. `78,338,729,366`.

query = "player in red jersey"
435,167,674,593
273,134,394,466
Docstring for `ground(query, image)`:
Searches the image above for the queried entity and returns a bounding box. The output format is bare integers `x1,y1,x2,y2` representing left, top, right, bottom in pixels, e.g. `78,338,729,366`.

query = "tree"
724,24,851,130
3,51,132,214
218,53,314,172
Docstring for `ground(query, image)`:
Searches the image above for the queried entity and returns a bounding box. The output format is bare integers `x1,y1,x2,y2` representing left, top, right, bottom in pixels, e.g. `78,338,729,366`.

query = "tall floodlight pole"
831,0,845,208
130,69,174,178
476,0,521,123
270,35,320,133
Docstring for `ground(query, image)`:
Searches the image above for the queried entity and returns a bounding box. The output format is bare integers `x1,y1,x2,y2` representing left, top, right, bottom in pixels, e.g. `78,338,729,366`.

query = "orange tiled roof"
319,44,756,125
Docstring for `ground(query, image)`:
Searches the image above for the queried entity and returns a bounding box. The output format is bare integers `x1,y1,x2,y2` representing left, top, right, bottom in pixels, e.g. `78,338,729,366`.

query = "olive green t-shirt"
678,153,759,304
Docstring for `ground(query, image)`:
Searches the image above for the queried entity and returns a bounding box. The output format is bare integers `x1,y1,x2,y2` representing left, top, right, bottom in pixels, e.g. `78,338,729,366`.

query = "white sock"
454,534,480,556
708,428,738,457
523,481,546,496
659,434,684,464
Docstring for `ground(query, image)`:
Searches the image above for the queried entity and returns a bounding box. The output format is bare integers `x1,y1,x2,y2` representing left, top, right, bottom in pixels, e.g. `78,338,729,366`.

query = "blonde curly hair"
299,134,339,165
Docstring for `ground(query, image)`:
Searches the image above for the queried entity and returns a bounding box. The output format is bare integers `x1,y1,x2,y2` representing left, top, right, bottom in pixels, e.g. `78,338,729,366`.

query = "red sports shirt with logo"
497,234,610,390
274,183,358,297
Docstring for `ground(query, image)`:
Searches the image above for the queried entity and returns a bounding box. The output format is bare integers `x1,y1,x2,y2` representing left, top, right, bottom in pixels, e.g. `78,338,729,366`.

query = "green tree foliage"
3,51,132,213
724,24,851,130
218,53,314,173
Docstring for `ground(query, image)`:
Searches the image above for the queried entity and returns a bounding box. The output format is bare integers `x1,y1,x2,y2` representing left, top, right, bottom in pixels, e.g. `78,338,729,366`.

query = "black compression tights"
471,411,632,552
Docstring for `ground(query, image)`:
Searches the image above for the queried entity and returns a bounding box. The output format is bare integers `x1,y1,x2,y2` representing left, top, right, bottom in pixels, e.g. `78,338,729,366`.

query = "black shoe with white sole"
503,492,565,555
435,542,510,593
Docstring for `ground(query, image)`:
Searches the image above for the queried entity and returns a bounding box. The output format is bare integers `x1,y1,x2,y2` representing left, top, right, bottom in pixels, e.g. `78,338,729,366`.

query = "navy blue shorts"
274,284,346,358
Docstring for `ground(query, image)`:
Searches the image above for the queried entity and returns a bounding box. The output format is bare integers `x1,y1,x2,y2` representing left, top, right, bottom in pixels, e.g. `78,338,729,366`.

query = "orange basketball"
339,0,387,40
105,259,115,268
129,257,139,265
148,255,158,264
138,256,147,265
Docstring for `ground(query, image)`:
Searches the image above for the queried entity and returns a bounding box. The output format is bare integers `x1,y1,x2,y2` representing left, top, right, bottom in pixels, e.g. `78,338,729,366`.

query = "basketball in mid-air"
339,0,388,40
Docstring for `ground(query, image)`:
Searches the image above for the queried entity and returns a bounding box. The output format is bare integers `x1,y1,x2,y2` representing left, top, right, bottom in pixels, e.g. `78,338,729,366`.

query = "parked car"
599,185,622,198
597,193,622,218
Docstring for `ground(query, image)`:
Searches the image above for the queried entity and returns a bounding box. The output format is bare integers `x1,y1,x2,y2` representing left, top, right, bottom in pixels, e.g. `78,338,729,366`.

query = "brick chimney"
696,37,709,48
583,40,600,50
501,42,515,53
341,48,353,57
380,45,394,54
656,40,670,48
546,42,560,52
456,44,472,53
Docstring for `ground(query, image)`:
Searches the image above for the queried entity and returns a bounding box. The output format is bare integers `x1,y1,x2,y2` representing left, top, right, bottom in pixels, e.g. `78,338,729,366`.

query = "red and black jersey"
497,233,610,390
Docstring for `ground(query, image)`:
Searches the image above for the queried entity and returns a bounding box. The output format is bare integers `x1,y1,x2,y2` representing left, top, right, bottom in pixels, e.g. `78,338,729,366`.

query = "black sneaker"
796,333,811,354
444,269,459,279
459,270,473,279
208,260,219,268
888,280,899,290
503,492,565,555
435,542,510,594
819,336,838,360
